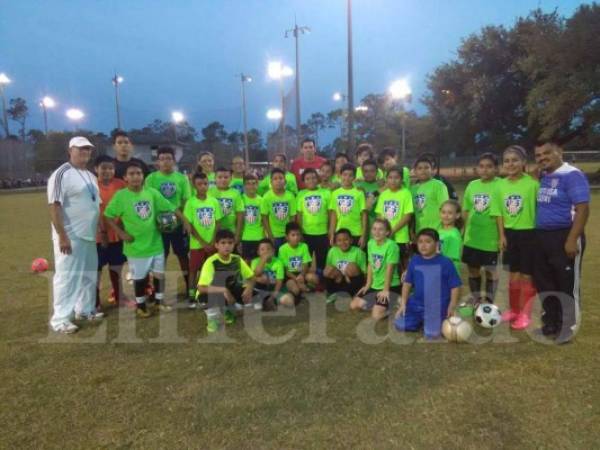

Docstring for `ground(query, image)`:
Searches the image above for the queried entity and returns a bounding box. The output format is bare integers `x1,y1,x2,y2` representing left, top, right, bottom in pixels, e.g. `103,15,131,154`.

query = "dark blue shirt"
536,163,590,230
405,254,462,307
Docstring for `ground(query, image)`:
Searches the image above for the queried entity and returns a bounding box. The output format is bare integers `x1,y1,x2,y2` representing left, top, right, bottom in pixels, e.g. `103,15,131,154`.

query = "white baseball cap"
69,136,95,148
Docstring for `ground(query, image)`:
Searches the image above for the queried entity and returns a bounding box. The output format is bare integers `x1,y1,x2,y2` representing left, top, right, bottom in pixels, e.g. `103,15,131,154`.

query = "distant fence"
0,140,34,179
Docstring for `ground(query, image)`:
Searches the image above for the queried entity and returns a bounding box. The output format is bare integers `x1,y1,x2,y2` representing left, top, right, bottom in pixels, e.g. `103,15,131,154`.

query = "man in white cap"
47,136,103,333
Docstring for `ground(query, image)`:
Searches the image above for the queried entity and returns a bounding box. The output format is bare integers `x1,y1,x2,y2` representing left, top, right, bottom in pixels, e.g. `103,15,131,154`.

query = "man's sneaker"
206,318,220,333
153,302,173,313
501,310,518,323
75,311,105,321
224,310,236,325
53,322,78,334
326,294,337,305
510,314,531,330
136,306,151,318
188,299,199,309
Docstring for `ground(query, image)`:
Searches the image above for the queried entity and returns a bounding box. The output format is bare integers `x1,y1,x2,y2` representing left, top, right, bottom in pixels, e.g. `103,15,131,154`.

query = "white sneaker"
75,311,105,321
54,322,79,334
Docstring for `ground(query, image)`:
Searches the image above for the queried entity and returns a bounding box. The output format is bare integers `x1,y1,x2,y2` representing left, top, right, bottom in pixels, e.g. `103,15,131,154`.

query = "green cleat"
326,294,337,305
224,309,236,325
206,318,220,333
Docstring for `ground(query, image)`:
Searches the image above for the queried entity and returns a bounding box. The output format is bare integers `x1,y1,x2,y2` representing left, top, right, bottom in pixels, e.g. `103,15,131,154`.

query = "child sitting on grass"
251,239,293,310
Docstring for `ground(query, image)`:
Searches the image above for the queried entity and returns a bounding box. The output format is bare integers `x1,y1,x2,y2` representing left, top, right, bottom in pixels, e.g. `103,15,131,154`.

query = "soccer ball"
442,316,472,343
474,303,502,328
31,258,49,273
156,212,178,232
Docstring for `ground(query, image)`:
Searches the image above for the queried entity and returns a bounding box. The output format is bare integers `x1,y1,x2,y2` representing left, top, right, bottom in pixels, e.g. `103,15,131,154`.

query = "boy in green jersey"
195,151,216,188
351,218,402,321
209,167,244,242
297,168,331,272
184,172,223,307
375,166,414,271
462,153,502,304
355,143,385,181
331,152,349,186
324,228,367,303
437,200,463,274
230,155,246,195
378,147,411,189
144,146,192,293
104,161,182,317
251,239,293,310
240,174,265,261
355,159,383,229
258,153,298,196
411,155,449,232
329,163,368,248
318,161,338,190
278,222,319,305
197,229,255,333
260,168,297,250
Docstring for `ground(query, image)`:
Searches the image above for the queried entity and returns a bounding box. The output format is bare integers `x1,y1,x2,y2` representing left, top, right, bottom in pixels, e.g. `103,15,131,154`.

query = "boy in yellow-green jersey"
261,168,297,251
258,153,298,196
240,174,265,261
329,163,367,249
209,167,244,242
411,156,449,232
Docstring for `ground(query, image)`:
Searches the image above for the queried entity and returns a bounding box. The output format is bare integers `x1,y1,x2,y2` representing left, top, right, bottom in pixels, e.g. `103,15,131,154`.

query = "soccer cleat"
136,306,151,318
75,311,105,321
188,299,199,310
501,310,518,323
206,318,220,333
224,310,236,325
153,303,173,313
53,322,79,334
510,314,531,330
326,294,337,305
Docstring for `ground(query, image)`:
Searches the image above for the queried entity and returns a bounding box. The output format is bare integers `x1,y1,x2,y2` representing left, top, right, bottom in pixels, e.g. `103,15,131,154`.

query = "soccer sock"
177,255,190,291
134,277,148,307
468,276,482,302
520,279,537,319
508,279,521,314
205,307,221,321
108,268,121,301
485,276,499,303
153,277,165,303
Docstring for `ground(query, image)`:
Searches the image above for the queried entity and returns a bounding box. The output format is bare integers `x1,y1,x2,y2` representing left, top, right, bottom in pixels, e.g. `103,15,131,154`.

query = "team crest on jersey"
134,200,152,220
337,195,354,215
159,182,176,198
336,260,349,272
550,178,560,189
304,195,322,214
473,194,490,213
383,200,399,220
265,269,276,283
289,256,303,271
372,254,384,270
232,184,244,194
218,198,234,215
245,205,259,224
196,207,214,227
505,195,523,216
414,193,426,210
273,202,289,220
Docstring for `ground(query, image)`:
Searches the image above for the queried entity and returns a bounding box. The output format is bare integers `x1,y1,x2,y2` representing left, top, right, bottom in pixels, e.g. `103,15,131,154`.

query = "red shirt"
290,155,327,189
97,178,126,243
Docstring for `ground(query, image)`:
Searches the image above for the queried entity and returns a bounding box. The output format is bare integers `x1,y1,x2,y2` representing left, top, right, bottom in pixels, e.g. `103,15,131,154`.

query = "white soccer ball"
474,303,502,328
442,316,472,343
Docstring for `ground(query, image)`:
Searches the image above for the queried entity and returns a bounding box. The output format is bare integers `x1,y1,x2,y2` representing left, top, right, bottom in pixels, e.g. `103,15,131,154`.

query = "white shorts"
128,254,165,280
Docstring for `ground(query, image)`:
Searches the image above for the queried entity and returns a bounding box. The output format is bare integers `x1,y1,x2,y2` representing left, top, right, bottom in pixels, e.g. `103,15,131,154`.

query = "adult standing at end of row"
290,138,326,190
533,140,590,344
48,137,103,333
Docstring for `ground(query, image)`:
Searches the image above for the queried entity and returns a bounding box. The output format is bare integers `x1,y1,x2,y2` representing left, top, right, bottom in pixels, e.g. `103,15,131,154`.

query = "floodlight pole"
240,73,251,166
286,19,309,146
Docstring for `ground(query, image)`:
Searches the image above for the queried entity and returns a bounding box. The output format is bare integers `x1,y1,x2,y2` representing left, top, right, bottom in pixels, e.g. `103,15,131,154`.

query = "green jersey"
496,174,539,230
411,178,449,232
207,172,216,189
251,256,285,285
463,178,501,252
355,180,381,227
356,167,385,181
367,238,401,290
183,195,223,250
325,245,367,273
278,242,312,274
329,187,366,237
230,176,244,195
438,226,462,273
260,190,297,238
258,171,298,196
297,188,331,236
241,194,264,241
144,170,191,209
198,253,253,287
375,188,414,243
209,187,244,233
104,187,175,258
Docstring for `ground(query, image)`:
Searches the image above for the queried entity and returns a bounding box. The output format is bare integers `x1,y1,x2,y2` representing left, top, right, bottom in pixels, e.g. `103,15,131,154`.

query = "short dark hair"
157,146,175,158
414,155,433,168
215,229,235,242
301,138,316,147
334,228,353,240
215,166,232,175
270,168,285,178
416,228,439,242
335,152,349,161
192,171,208,182
258,238,274,249
379,147,397,160
386,165,403,178
243,173,258,183
535,138,563,148
301,168,319,181
478,152,499,166
112,130,129,144
356,143,374,158
94,155,115,166
273,153,287,162
361,158,378,170
285,222,301,235
321,160,333,169
340,163,356,176
125,160,143,174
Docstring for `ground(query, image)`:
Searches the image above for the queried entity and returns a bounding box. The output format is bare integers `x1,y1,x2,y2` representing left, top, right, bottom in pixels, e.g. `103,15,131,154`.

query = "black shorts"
396,243,411,260
362,285,402,309
325,274,365,297
97,241,126,270
303,234,329,271
462,245,498,268
503,229,535,275
241,240,260,261
162,226,189,258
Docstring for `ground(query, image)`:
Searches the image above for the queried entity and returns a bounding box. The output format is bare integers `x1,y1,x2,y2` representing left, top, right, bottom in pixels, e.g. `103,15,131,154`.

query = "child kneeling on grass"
277,222,319,306
251,239,294,310
197,229,255,333
394,228,462,340
351,218,402,320
323,228,367,304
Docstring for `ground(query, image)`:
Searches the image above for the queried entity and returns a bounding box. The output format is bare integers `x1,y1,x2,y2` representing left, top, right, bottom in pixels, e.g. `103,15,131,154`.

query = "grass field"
1,192,599,449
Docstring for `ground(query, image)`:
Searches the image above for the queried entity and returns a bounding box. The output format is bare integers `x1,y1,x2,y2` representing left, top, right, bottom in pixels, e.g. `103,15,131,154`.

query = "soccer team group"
54,131,591,342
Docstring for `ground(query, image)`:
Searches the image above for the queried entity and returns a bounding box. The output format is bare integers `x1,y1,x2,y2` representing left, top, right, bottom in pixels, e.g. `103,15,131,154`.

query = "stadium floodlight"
267,61,293,80
0,73,11,86
66,108,85,121
333,92,346,102
266,108,282,121
40,96,56,134
389,78,411,100
171,111,185,124
0,73,11,137
354,105,368,112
